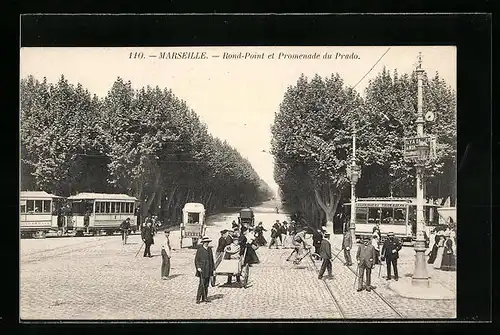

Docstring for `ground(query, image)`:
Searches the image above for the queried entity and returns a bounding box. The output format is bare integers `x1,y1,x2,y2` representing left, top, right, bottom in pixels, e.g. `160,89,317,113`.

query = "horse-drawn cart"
211,244,250,288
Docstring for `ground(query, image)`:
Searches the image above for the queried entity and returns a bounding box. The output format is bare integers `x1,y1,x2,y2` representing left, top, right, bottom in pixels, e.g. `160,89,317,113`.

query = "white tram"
20,191,65,238
67,193,138,237
343,197,442,243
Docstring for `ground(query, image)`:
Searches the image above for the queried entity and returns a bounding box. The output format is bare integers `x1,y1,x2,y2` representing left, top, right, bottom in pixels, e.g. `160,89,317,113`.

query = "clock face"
425,111,435,122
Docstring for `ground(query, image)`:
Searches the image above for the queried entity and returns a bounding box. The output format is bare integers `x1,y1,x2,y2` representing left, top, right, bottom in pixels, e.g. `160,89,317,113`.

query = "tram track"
308,246,404,319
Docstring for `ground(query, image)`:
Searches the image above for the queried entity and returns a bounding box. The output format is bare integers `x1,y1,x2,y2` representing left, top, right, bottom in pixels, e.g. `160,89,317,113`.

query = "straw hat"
200,236,212,243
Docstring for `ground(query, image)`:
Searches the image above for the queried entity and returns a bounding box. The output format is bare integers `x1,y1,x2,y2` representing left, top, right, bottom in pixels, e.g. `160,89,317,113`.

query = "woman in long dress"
254,222,267,246
427,235,440,264
239,227,260,266
440,236,456,271
433,232,446,269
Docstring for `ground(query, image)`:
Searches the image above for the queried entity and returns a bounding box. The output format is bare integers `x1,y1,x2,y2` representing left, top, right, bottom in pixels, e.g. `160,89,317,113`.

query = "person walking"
254,222,267,246
277,221,285,247
356,236,377,292
141,220,155,258
269,222,280,249
313,229,323,256
433,231,446,269
194,236,215,304
120,217,131,244
318,232,333,280
371,231,381,265
342,227,353,266
427,234,441,264
161,230,172,279
381,232,402,281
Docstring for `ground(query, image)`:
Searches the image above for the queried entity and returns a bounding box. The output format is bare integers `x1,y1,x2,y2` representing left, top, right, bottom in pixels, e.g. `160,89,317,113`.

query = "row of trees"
272,68,456,230
21,75,273,223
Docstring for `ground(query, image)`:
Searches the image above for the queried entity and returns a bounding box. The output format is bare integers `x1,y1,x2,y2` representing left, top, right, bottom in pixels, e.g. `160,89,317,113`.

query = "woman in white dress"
433,231,446,269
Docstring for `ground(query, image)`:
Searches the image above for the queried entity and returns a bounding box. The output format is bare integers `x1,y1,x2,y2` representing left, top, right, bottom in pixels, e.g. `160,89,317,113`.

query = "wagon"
238,208,255,229
211,243,250,288
180,203,206,248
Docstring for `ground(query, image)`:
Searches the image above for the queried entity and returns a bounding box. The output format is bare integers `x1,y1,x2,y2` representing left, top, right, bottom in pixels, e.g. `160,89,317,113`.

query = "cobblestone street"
20,207,456,320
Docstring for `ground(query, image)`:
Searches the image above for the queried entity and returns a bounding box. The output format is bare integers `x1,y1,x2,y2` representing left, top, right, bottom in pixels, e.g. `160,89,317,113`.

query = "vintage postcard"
20,46,457,320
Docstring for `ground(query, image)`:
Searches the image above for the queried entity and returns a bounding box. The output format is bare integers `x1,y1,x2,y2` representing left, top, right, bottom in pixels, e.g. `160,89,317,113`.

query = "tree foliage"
20,75,273,224
272,68,457,230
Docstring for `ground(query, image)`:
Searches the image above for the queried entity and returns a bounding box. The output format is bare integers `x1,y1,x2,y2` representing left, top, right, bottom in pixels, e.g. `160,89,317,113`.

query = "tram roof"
20,191,63,199
67,193,138,201
343,197,440,206
183,202,205,211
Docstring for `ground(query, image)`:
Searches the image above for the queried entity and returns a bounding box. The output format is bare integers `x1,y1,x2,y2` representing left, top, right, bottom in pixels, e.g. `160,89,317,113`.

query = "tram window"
122,203,127,213
26,200,34,212
43,200,51,213
381,208,394,224
100,202,105,213
105,202,110,213
368,208,381,224
95,202,101,213
128,203,133,214
34,200,42,212
394,208,406,223
20,201,26,213
355,208,368,223
125,203,130,213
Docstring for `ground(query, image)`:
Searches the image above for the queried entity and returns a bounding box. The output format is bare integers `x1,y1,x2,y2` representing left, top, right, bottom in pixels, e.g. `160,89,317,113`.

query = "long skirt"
433,246,444,269
255,234,267,246
244,246,260,265
440,251,456,271
427,244,438,264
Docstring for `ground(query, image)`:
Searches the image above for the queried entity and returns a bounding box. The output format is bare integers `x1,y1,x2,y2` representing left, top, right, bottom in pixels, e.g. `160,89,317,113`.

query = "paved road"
20,202,456,320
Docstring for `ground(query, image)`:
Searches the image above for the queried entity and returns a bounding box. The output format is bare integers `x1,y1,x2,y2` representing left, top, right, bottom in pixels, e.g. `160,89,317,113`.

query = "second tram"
342,197,441,243
67,193,138,237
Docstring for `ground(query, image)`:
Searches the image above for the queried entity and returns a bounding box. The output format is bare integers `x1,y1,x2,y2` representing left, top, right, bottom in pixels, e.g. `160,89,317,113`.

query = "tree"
272,74,366,232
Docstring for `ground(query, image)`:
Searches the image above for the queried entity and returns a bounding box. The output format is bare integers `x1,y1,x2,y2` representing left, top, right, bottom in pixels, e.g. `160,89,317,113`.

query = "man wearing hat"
381,232,402,281
342,226,353,266
194,236,215,303
318,231,333,279
161,229,172,279
356,236,377,292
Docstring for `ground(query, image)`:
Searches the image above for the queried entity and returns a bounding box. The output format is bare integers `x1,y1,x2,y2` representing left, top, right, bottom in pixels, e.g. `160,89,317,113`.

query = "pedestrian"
279,221,287,247
239,227,260,266
356,236,377,292
225,233,240,285
381,232,402,281
440,233,456,271
433,231,446,269
254,222,267,246
269,222,280,249
120,217,131,243
318,232,333,280
313,229,323,255
216,229,229,265
161,230,172,279
231,220,239,230
342,227,353,266
194,236,215,304
276,221,284,247
427,234,441,264
141,219,155,258
135,205,141,231
371,231,381,265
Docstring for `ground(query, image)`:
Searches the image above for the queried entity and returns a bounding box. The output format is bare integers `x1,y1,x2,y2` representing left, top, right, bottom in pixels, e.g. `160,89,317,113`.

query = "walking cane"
135,241,145,258
330,248,344,264
353,263,360,289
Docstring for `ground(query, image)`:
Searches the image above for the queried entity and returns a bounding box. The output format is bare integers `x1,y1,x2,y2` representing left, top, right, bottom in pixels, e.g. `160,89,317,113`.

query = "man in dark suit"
141,220,155,257
194,236,215,304
356,236,377,292
216,230,229,265
381,231,402,281
318,232,333,279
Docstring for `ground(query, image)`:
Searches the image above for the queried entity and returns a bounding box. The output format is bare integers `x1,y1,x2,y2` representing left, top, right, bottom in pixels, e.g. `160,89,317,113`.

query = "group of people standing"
269,220,297,249
427,228,456,271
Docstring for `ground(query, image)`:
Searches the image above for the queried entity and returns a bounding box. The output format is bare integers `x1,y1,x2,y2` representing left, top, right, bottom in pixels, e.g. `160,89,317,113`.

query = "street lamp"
346,124,362,245
411,53,431,288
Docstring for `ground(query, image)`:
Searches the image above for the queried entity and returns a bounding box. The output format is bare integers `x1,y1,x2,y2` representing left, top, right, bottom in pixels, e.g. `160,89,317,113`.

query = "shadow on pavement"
208,294,224,301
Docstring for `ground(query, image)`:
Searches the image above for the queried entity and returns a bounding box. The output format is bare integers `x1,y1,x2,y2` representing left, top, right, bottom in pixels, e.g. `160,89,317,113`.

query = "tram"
342,197,442,243
66,193,138,237
20,191,65,238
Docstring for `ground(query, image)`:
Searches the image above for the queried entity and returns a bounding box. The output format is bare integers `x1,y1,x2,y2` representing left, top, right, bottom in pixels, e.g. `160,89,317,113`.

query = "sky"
20,46,456,196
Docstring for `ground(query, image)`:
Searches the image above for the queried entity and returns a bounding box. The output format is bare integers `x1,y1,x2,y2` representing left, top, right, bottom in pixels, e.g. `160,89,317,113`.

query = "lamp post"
347,124,361,245
412,53,431,287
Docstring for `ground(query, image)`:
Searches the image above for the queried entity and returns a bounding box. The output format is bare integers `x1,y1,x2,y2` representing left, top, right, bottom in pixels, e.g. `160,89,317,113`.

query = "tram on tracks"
20,191,66,238
66,193,139,237
342,197,442,243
